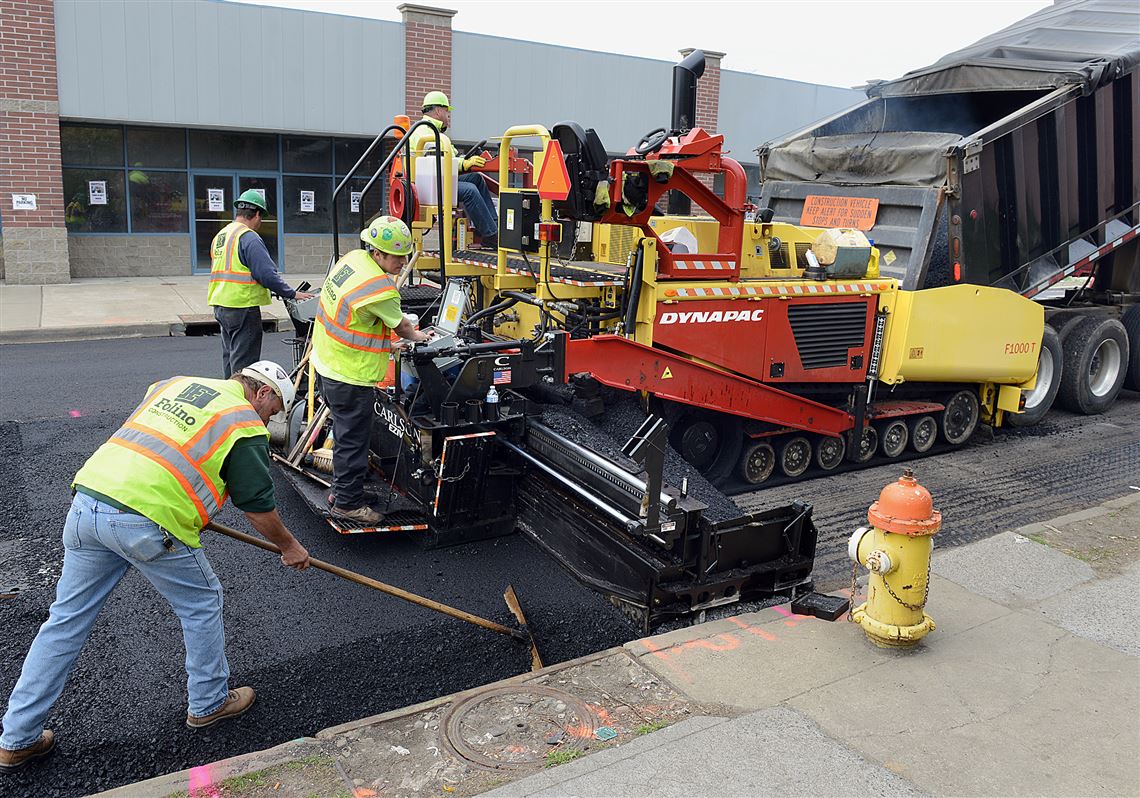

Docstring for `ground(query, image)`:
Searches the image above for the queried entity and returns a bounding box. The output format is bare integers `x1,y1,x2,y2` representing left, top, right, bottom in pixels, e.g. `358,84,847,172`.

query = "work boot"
0,730,56,772
330,504,384,526
186,687,256,729
474,236,498,251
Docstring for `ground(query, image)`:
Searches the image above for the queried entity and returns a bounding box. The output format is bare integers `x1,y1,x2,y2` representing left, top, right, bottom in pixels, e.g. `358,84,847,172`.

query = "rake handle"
206,521,524,640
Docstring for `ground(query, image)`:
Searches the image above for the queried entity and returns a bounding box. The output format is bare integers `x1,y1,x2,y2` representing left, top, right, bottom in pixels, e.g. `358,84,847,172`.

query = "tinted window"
335,137,383,177
129,170,189,232
60,125,123,166
190,130,277,171
336,178,384,234
283,136,332,174
127,127,187,169
283,176,333,234
63,168,127,232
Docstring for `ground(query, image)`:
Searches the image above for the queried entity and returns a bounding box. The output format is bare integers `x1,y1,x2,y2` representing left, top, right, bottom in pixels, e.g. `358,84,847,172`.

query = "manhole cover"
440,685,597,770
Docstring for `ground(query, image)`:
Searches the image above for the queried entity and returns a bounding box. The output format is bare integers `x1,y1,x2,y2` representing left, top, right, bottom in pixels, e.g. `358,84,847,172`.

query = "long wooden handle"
206,521,524,640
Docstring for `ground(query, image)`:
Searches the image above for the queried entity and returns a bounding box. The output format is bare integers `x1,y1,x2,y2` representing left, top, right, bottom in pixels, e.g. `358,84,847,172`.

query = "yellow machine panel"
592,216,721,266
878,285,1044,386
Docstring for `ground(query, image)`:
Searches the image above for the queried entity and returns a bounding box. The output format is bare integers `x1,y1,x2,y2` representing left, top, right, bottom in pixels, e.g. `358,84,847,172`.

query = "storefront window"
190,130,277,171
283,136,333,174
283,176,333,234
335,137,384,178
62,168,127,232
61,125,123,167
127,127,187,168
129,171,189,232
336,178,384,233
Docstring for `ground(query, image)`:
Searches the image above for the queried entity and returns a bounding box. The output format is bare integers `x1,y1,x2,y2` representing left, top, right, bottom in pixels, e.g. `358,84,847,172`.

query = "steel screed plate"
440,684,598,770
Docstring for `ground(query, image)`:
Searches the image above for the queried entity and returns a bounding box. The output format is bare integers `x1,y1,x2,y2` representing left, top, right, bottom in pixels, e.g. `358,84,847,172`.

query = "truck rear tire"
1008,325,1062,427
1123,305,1140,392
1057,316,1129,414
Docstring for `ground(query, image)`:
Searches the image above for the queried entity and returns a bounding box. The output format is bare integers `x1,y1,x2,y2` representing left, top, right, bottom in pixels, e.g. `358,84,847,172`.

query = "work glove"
463,155,488,171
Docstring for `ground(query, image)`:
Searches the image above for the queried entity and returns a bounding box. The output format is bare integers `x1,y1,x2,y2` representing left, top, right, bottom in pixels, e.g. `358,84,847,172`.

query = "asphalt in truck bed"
1,334,1137,797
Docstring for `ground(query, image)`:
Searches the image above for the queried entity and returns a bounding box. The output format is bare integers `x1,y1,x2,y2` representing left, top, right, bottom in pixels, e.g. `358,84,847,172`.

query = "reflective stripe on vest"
73,377,267,547
316,275,399,353
207,222,271,307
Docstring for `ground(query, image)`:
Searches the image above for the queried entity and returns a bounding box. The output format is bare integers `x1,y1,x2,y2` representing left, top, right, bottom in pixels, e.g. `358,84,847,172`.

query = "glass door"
190,174,282,274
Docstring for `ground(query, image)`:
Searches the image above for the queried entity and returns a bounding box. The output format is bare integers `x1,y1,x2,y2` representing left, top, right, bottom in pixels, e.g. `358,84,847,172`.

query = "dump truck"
757,0,1139,425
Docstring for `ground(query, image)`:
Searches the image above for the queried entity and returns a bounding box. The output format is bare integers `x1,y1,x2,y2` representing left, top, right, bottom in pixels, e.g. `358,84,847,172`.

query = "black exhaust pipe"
668,49,705,215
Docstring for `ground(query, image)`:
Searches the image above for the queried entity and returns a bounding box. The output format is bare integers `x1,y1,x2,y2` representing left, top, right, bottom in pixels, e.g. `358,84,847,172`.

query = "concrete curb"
1011,489,1140,539
0,318,291,345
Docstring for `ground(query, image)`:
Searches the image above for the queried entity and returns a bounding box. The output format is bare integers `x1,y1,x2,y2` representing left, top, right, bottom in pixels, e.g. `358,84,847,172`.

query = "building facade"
0,0,861,284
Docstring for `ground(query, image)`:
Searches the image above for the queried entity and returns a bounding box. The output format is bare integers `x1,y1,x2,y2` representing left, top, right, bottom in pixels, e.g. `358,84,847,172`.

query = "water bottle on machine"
485,385,500,420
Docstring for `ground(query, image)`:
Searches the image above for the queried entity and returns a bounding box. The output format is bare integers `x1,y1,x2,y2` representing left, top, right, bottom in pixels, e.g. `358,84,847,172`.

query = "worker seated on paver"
0,362,311,773
311,217,431,526
408,90,498,249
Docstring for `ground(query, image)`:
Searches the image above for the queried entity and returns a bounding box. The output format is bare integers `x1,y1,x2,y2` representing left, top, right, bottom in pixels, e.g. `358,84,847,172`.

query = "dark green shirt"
78,437,275,516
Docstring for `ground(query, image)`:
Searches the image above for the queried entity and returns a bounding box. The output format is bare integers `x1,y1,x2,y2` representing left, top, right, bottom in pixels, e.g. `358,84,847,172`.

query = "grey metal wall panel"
719,71,861,166
452,32,672,154
54,0,403,137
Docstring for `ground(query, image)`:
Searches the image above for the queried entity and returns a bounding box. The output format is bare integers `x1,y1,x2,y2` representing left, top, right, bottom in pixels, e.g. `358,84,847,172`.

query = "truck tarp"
763,132,962,188
869,0,1140,97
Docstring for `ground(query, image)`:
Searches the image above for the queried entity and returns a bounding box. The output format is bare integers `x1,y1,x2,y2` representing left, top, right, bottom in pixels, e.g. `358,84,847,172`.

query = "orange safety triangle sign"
536,140,571,201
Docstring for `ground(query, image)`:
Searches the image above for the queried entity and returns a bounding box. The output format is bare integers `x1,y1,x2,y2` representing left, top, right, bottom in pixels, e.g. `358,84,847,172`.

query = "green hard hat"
235,189,268,213
422,90,452,111
362,216,413,257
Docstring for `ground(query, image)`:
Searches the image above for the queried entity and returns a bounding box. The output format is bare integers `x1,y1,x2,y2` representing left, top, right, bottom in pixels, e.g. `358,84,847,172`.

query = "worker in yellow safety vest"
0,361,311,772
207,189,315,377
312,216,430,525
408,90,499,249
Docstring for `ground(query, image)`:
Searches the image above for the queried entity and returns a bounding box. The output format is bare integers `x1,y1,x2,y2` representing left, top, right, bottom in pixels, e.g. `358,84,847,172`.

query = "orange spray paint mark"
727,616,778,641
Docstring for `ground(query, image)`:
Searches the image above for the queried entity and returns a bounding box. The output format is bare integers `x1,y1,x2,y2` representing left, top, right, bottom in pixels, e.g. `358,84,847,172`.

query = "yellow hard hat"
361,216,413,256
422,90,452,111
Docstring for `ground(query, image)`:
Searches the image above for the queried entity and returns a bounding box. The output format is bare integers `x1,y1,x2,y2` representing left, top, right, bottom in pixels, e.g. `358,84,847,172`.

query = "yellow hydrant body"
848,469,941,648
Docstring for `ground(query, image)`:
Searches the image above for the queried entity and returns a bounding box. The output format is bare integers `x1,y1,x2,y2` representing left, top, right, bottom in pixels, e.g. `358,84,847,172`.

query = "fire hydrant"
848,469,940,647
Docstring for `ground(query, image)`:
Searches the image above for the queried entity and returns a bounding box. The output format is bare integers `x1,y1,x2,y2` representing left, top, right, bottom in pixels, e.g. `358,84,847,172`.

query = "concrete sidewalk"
0,274,325,344
95,492,1140,798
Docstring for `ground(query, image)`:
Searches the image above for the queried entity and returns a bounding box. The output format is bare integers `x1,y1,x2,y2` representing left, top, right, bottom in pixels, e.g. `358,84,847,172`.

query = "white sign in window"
299,190,315,213
11,193,37,210
207,188,225,212
350,191,362,213
88,180,107,205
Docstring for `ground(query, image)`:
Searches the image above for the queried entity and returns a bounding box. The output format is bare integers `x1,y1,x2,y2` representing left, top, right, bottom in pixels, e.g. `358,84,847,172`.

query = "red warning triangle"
536,140,571,201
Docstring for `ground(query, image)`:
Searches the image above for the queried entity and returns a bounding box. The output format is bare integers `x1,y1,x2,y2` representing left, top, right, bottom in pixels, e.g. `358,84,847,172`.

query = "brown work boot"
330,504,384,526
186,687,256,729
0,730,56,772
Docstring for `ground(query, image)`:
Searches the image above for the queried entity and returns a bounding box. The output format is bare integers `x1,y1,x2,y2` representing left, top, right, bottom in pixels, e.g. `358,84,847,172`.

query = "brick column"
399,4,456,120
0,0,69,284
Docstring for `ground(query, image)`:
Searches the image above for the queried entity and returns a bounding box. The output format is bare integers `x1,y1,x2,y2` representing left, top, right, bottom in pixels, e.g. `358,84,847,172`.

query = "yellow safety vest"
408,116,459,161
73,377,268,548
312,249,400,385
206,221,272,308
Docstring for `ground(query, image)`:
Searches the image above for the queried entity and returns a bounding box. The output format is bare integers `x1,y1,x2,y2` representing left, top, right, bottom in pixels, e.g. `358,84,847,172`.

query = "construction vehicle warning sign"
800,195,879,231
536,141,571,201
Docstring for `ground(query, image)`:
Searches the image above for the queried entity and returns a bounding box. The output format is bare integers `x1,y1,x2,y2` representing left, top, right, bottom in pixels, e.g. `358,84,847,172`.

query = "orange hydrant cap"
867,469,942,536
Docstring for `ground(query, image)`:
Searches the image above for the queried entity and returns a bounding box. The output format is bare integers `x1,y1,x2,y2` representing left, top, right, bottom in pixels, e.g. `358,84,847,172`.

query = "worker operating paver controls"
409,91,498,249
207,189,315,378
0,362,311,773
312,216,430,526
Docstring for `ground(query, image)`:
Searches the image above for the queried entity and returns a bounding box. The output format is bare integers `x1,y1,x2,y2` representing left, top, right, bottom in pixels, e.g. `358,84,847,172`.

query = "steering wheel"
635,127,669,156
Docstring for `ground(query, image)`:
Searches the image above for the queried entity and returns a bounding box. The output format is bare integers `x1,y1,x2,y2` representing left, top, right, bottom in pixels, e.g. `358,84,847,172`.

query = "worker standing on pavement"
0,361,311,773
312,217,430,525
207,190,315,377
409,91,498,249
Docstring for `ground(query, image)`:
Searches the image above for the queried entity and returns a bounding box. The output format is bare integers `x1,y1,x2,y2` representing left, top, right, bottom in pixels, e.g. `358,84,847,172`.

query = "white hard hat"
240,360,295,409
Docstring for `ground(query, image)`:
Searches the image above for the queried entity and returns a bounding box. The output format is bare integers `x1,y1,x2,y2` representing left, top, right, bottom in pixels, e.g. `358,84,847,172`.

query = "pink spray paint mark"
188,764,220,798
69,410,82,418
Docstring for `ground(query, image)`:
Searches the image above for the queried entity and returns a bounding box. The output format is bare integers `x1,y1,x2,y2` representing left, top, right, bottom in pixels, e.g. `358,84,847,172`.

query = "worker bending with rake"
0,362,310,772
312,216,430,525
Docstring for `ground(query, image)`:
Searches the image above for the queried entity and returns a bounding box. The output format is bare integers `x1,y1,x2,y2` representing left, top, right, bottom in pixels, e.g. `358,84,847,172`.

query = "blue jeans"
0,492,230,749
457,173,498,238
